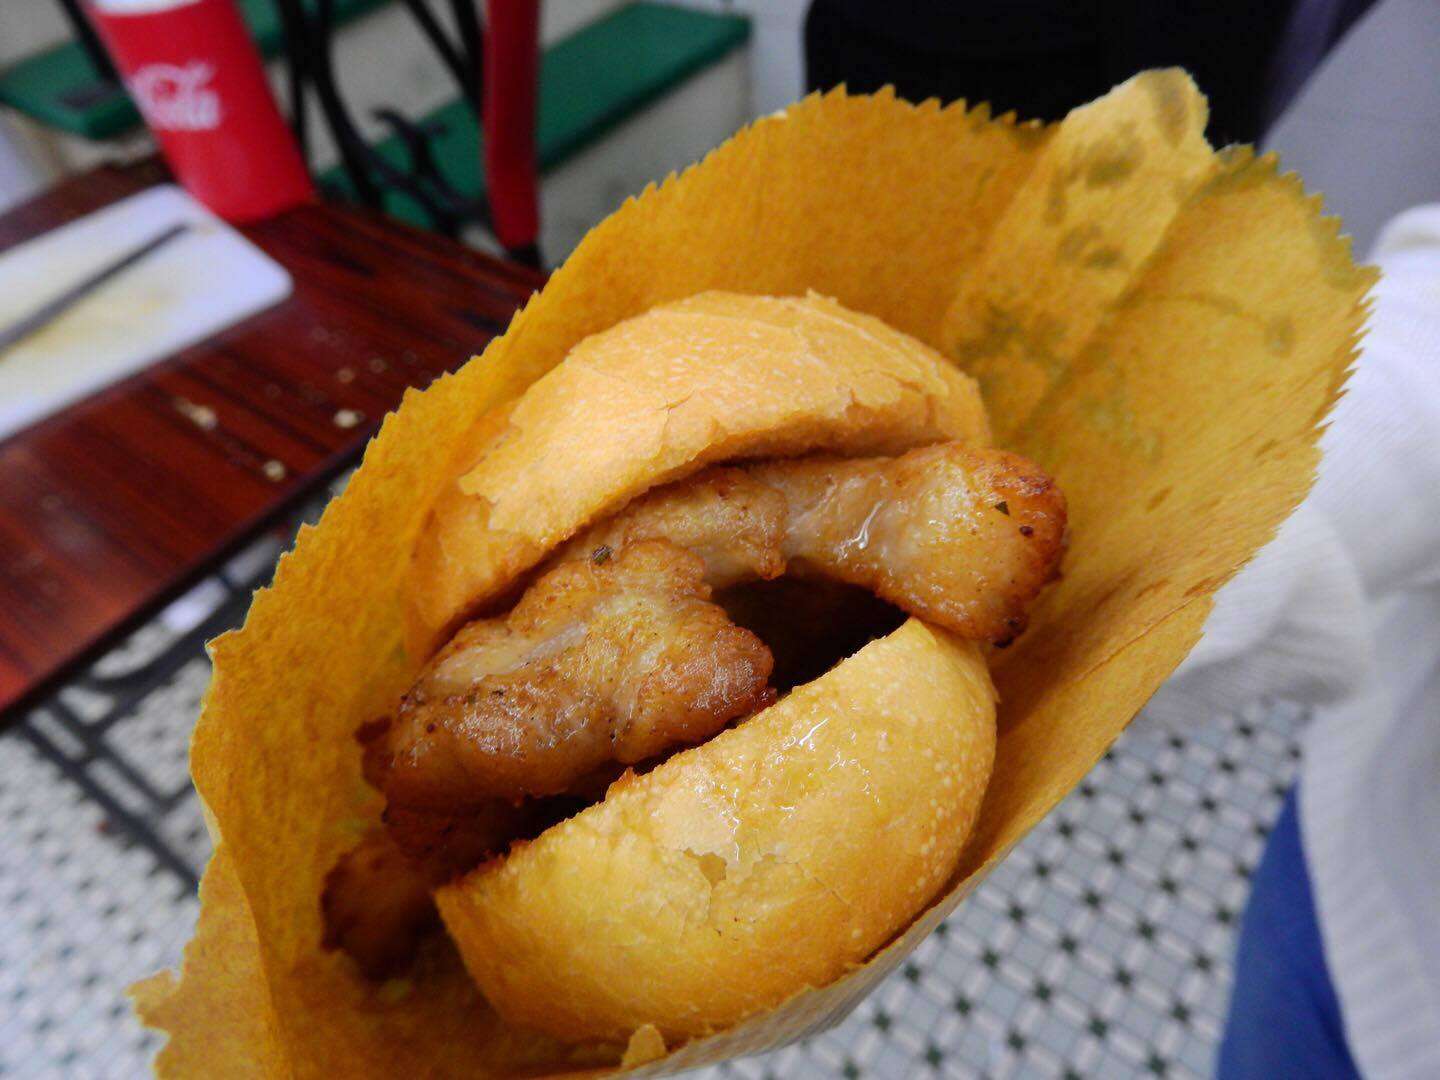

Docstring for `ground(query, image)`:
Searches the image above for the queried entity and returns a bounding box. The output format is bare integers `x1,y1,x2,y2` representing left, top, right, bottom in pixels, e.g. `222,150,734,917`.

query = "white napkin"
1151,204,1440,1077
0,185,291,441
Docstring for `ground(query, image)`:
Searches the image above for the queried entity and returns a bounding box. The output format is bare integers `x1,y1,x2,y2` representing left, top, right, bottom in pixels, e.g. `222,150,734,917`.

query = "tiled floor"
701,699,1302,1079
0,729,197,1078
0,533,1304,1078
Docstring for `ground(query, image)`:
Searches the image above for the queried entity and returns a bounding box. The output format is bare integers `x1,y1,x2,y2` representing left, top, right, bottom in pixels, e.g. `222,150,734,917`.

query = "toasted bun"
406,291,990,658
418,292,997,1044
435,619,996,1043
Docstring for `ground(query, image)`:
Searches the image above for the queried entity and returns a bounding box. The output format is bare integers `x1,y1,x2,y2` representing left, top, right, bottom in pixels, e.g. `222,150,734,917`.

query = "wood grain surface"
0,160,545,719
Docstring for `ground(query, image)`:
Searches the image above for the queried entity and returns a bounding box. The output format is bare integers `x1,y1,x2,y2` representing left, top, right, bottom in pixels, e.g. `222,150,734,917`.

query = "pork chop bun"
326,292,1066,1046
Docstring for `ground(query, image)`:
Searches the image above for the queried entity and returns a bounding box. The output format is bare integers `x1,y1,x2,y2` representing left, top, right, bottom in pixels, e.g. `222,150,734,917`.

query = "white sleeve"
1310,206,1440,597
1148,203,1440,1079
1144,501,1371,727
1298,206,1440,1080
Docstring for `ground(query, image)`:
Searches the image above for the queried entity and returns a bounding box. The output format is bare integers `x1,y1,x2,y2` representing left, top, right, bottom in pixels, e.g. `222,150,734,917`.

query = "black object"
272,0,503,246
55,0,120,83
9,500,324,892
12,562,255,893
41,0,536,261
804,0,1304,147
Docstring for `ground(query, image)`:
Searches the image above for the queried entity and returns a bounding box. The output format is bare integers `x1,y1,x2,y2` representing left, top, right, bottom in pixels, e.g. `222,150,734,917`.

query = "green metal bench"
319,3,749,229
1,2,749,231
0,0,388,140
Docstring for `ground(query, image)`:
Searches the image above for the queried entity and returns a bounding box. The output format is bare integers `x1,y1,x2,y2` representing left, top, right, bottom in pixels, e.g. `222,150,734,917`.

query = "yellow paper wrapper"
132,70,1374,1077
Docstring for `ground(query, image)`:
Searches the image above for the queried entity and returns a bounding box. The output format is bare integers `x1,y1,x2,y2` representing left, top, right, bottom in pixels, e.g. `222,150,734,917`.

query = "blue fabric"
1219,786,1361,1079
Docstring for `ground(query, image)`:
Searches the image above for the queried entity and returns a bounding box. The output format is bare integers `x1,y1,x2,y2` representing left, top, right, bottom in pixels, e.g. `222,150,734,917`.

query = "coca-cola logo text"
128,62,221,131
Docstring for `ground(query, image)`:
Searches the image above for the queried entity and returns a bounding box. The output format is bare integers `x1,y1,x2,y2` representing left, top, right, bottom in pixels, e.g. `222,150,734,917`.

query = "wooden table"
0,160,545,720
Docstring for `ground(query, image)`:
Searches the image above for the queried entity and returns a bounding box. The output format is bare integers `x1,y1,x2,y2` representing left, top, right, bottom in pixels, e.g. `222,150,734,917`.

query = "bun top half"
406,291,990,658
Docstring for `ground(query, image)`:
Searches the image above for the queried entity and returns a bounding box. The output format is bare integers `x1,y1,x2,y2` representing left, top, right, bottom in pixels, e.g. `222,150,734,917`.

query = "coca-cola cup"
87,0,314,223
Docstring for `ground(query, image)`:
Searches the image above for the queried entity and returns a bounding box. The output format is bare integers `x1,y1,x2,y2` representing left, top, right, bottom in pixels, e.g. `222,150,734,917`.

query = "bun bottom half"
435,618,997,1044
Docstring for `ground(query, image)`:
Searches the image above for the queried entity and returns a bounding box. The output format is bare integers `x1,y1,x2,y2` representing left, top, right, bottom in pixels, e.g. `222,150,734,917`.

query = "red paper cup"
88,0,314,222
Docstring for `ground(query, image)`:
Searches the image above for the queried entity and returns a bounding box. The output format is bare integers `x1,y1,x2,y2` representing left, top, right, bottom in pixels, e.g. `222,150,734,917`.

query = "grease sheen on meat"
754,444,1065,644
563,443,1066,643
554,467,788,588
379,540,775,844
327,441,1065,975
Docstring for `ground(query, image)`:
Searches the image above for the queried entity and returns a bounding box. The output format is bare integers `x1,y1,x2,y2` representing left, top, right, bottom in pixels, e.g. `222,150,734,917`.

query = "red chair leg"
483,0,541,266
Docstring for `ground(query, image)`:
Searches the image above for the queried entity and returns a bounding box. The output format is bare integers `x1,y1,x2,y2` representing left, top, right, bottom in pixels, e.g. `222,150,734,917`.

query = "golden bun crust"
406,291,990,658
435,619,996,1044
